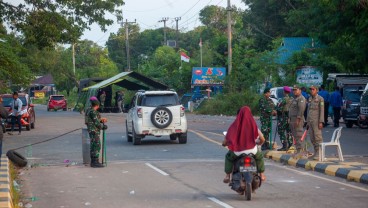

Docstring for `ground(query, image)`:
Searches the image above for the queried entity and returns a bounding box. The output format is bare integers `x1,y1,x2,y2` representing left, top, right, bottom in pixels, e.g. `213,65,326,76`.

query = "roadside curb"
0,155,12,208
264,151,368,185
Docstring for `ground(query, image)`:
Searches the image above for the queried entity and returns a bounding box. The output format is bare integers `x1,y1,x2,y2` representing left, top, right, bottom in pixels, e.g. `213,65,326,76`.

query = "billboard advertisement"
296,66,323,86
191,67,226,86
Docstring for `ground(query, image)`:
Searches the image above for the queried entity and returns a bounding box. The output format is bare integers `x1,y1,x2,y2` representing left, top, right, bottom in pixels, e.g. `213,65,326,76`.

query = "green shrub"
196,91,261,116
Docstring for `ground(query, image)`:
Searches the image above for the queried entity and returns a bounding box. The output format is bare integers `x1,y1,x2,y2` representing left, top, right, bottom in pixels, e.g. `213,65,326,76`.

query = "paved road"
4,105,368,208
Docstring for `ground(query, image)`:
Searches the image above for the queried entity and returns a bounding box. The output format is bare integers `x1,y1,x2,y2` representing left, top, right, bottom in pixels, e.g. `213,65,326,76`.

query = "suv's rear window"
139,94,179,107
345,91,363,102
51,96,65,101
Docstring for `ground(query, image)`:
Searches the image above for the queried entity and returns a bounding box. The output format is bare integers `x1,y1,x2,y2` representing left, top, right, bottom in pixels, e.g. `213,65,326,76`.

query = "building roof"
31,74,54,85
275,37,322,64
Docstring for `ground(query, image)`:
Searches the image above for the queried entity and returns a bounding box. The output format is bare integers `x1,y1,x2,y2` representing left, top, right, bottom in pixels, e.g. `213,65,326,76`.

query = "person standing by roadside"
86,98,107,168
99,91,106,113
8,92,23,135
259,88,276,150
307,85,324,160
0,96,8,160
117,91,124,113
318,85,330,127
329,86,343,127
276,86,293,151
289,85,306,153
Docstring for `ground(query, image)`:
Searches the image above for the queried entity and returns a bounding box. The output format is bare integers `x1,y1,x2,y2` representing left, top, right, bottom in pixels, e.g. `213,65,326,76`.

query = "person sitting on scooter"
222,106,266,183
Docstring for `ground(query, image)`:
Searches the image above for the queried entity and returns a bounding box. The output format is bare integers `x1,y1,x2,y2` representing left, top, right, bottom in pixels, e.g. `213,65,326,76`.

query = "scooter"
223,132,262,201
357,113,368,129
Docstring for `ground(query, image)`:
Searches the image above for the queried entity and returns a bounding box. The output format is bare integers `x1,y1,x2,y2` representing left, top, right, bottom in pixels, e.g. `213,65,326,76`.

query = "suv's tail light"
180,106,185,117
137,108,142,118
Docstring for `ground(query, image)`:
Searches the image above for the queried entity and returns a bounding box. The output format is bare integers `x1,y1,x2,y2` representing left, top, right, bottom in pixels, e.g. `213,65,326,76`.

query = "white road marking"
208,197,234,208
271,164,368,192
145,163,169,176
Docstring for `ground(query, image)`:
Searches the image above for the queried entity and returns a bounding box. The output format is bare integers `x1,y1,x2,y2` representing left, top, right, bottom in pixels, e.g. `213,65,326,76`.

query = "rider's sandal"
223,174,230,183
260,173,266,181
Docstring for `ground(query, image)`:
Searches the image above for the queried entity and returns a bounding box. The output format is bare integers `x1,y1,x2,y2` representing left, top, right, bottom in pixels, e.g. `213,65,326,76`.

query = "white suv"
125,90,188,145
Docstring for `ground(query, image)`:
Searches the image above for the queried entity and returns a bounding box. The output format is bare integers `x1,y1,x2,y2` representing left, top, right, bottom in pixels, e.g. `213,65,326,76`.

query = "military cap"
309,85,319,91
293,85,301,90
263,87,271,94
283,86,291,93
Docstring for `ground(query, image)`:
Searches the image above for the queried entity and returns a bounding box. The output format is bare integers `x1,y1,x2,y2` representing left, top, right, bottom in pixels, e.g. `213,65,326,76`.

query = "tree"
286,1,368,73
0,0,124,48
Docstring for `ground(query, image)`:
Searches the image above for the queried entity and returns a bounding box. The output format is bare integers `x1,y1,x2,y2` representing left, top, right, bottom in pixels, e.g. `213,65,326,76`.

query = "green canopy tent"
74,71,168,112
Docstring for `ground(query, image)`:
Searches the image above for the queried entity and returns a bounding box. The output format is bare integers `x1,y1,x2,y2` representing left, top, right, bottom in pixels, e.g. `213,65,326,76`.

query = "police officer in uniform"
259,87,276,150
289,85,306,153
86,98,107,168
276,86,293,151
307,85,324,160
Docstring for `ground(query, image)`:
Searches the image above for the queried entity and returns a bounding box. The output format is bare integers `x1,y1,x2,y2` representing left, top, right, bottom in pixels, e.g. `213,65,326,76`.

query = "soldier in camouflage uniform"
86,98,107,168
276,86,293,151
259,88,276,150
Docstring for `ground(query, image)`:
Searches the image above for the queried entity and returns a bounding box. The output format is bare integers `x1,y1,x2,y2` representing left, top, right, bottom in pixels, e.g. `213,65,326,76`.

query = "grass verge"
9,162,21,208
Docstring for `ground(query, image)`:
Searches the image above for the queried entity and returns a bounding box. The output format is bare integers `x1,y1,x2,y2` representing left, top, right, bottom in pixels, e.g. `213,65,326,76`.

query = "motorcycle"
223,132,262,201
1,118,5,133
357,114,368,129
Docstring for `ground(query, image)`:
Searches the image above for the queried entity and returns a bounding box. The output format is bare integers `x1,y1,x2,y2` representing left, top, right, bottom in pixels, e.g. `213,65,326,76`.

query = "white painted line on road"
208,197,234,208
145,163,169,176
271,164,368,192
189,130,228,149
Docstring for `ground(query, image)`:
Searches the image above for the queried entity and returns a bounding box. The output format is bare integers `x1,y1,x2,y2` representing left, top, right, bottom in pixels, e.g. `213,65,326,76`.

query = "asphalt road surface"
4,105,368,208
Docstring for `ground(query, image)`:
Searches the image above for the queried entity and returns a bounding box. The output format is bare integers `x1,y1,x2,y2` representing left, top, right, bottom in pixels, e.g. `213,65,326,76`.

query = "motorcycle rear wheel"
357,119,368,129
245,183,252,201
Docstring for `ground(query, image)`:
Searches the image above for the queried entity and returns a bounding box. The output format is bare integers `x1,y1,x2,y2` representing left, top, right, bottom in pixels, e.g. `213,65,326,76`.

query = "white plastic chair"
319,127,344,162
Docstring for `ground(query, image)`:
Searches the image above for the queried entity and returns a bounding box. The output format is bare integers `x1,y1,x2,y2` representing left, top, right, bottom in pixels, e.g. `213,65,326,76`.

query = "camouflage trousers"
89,132,101,159
260,116,272,142
277,114,292,144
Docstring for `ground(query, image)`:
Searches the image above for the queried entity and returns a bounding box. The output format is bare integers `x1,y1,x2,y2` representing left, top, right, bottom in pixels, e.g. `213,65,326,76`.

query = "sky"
83,0,247,46
6,0,246,46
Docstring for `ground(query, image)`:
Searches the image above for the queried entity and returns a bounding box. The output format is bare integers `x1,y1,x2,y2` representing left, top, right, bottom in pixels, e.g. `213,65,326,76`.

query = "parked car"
270,86,294,106
342,89,364,128
125,90,188,145
1,93,36,131
47,95,67,111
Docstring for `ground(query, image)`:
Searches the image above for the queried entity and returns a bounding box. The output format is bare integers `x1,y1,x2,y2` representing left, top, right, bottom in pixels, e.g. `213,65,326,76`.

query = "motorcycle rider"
222,106,266,183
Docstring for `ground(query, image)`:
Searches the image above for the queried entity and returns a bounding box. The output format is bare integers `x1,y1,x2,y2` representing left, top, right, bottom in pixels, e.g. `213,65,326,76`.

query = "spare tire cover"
150,107,173,129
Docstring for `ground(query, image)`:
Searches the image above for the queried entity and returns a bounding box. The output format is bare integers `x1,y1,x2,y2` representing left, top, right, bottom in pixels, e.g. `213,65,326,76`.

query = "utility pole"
72,43,76,75
174,17,181,48
159,17,169,45
121,19,136,71
227,0,232,75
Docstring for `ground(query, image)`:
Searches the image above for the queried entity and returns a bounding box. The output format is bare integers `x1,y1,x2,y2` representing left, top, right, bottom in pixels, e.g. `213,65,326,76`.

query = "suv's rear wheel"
126,121,132,142
132,125,141,145
178,132,187,144
150,107,173,129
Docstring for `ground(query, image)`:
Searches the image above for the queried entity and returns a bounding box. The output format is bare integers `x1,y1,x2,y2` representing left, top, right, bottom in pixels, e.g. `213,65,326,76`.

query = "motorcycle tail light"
180,106,185,117
346,100,352,105
244,157,252,167
137,108,142,118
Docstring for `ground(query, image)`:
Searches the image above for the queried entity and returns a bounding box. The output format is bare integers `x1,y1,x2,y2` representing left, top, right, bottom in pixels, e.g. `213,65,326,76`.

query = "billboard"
191,67,226,86
296,66,323,86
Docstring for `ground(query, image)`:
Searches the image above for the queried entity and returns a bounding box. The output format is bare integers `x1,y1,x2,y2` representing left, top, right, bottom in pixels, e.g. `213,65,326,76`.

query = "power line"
179,0,202,17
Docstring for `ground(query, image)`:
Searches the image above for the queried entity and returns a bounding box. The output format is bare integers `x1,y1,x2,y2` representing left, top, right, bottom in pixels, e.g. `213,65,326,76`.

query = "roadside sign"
296,66,323,86
191,67,226,86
